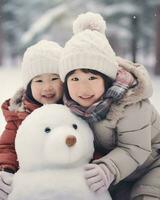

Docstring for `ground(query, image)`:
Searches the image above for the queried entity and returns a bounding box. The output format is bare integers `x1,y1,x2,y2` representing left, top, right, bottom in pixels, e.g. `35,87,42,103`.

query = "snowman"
8,104,112,200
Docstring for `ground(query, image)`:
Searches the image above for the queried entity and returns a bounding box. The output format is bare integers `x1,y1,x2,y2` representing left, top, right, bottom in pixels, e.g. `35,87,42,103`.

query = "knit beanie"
22,40,62,88
59,12,118,82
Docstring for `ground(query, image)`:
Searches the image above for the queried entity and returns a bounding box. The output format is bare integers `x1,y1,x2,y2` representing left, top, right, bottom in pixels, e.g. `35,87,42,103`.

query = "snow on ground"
0,67,22,132
0,67,160,133
150,75,160,112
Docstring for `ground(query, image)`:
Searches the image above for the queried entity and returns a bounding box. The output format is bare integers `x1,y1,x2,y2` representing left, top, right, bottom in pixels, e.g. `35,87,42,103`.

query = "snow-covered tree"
0,1,4,65
2,0,66,61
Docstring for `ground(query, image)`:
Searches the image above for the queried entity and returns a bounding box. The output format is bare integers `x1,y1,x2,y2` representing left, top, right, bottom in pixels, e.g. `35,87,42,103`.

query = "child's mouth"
42,94,55,99
79,95,94,100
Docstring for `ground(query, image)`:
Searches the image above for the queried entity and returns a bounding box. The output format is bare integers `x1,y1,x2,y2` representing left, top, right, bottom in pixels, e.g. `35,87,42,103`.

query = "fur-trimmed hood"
106,57,153,124
8,87,40,113
1,88,40,122
9,88,26,112
116,57,153,104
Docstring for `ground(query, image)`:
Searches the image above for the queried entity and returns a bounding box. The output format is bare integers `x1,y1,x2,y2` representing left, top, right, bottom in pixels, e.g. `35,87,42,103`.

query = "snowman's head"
16,104,94,171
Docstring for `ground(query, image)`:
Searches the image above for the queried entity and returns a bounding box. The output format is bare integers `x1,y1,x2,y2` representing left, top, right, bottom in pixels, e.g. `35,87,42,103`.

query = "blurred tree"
99,0,157,64
1,0,28,63
0,2,4,65
146,0,160,75
1,0,158,72
95,0,141,61
131,15,139,62
155,5,160,74
2,0,65,62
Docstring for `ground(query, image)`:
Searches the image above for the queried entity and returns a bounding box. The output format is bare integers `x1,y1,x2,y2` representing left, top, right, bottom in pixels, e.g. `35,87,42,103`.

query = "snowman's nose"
66,135,77,147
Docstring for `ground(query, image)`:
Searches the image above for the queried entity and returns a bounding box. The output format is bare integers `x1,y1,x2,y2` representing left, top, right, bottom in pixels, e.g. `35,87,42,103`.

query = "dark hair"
64,68,114,101
25,81,42,106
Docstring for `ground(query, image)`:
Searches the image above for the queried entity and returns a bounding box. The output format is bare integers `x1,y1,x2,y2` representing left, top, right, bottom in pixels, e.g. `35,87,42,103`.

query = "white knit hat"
59,12,118,82
22,40,62,88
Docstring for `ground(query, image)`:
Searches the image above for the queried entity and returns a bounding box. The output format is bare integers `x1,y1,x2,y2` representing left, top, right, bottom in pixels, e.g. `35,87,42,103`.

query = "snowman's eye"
44,127,51,133
72,124,78,130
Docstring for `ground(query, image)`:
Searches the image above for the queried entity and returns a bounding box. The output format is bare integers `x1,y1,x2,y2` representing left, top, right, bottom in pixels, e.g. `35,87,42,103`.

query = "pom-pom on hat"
59,12,118,82
22,40,62,88
73,12,106,35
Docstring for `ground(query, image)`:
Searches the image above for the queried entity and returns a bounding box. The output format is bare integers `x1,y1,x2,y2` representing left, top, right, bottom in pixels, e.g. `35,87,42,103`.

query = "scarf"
64,93,113,124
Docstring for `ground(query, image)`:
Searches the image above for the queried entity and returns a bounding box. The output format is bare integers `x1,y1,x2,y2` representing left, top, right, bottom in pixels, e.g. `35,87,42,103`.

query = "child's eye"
35,80,43,82
71,77,79,81
89,76,97,80
51,78,59,81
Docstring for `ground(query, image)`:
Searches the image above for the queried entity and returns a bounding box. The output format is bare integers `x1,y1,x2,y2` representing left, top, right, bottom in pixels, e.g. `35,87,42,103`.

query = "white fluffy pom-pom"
73,12,106,35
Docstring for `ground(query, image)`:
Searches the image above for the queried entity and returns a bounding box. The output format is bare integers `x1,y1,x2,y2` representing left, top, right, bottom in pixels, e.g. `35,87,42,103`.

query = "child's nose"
43,82,53,91
79,81,91,91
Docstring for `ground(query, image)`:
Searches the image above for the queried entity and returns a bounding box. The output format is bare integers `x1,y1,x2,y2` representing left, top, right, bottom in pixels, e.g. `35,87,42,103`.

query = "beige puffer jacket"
93,57,160,184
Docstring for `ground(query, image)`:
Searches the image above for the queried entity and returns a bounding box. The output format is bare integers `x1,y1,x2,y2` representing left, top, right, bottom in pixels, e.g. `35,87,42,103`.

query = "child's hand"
106,68,135,101
84,163,114,193
106,85,127,101
115,68,135,88
0,171,13,199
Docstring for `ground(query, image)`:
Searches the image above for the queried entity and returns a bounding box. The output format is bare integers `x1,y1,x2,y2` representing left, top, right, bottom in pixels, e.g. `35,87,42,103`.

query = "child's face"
31,73,63,104
67,69,105,108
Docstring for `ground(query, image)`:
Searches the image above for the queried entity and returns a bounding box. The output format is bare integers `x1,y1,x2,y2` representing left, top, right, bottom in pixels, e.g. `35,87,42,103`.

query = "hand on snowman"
0,171,13,199
84,163,114,193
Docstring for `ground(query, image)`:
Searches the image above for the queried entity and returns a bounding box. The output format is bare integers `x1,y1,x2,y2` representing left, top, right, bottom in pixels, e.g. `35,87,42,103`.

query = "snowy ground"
0,67,160,133
0,67,22,132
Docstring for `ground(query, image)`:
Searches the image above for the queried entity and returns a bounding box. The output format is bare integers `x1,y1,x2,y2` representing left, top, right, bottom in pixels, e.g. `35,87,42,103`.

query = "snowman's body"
8,104,112,200
10,168,110,200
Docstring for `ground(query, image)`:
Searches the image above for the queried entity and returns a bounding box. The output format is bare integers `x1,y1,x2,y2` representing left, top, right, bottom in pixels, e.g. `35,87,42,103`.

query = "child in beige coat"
59,12,160,200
